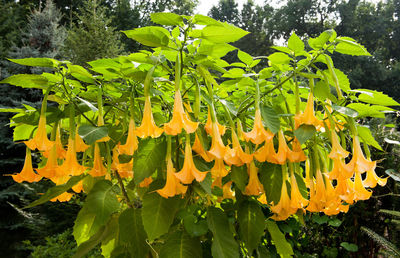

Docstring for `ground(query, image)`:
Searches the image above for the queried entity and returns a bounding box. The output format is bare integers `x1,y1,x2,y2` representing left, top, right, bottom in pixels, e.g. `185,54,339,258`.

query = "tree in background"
64,0,123,66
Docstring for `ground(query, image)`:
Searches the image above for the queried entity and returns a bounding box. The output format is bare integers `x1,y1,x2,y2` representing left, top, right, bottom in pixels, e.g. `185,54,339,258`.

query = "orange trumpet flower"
328,158,354,180
157,156,187,198
164,90,199,135
287,138,307,163
72,180,84,193
274,130,291,164
224,130,253,166
289,171,308,209
136,96,164,138
119,118,139,156
192,133,212,162
24,115,54,152
244,161,264,196
36,145,58,179
328,130,349,160
270,179,297,221
205,110,226,136
254,139,278,164
57,138,87,177
243,109,274,145
347,136,376,173
363,168,387,188
335,178,355,204
175,137,208,184
208,122,227,160
50,192,73,202
74,127,89,152
353,171,372,201
88,143,107,177
222,181,235,200
294,93,322,129
12,148,42,183
139,177,153,188
211,158,229,178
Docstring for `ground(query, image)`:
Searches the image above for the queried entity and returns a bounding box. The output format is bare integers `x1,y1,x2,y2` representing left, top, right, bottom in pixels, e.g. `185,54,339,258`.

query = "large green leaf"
288,32,304,53
259,163,282,205
237,50,253,66
294,124,316,144
78,125,109,145
196,23,249,43
141,192,182,241
266,220,294,258
230,165,248,192
8,57,59,67
159,231,202,258
308,30,334,50
198,41,237,58
151,12,183,26
357,126,382,151
237,201,265,253
207,207,239,258
0,74,49,89
133,137,167,184
261,105,280,134
346,103,386,118
24,175,87,208
335,37,371,56
73,180,120,245
123,27,170,47
268,52,290,65
352,89,400,106
117,208,149,258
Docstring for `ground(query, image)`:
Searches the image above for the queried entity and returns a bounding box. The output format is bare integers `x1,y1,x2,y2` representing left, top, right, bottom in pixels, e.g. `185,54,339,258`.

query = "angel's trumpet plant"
192,133,212,162
224,130,253,166
289,164,308,210
74,126,89,152
347,136,376,173
208,121,227,160
36,144,58,179
25,114,54,152
244,161,264,196
119,118,139,155
294,92,322,129
88,143,107,177
286,138,307,163
270,167,297,221
57,138,87,177
136,96,164,138
243,109,274,145
12,148,42,183
205,110,225,136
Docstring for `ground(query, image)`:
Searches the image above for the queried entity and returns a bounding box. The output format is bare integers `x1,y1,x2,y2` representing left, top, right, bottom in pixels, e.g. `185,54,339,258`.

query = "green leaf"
357,126,382,151
0,74,49,89
198,41,237,58
259,163,282,205
123,27,170,47
288,32,304,53
68,64,95,83
312,214,329,224
261,105,280,134
237,201,265,253
73,180,120,245
332,104,358,118
151,12,183,26
346,103,385,118
0,108,24,113
193,14,220,25
266,220,294,257
207,207,239,258
133,137,167,184
322,68,350,92
159,231,202,258
8,57,59,67
117,208,149,258
268,52,290,65
141,192,182,241
73,215,118,258
379,209,400,218
335,38,371,56
340,242,358,252
294,124,316,144
24,175,86,209
197,23,249,43
352,89,400,106
308,30,334,50
328,218,342,227
237,50,253,65
183,215,208,237
361,226,400,256
231,165,248,192
385,169,400,182
78,125,109,145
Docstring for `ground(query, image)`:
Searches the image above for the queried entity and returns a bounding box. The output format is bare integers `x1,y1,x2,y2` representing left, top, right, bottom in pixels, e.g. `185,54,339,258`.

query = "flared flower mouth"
243,109,274,145
244,161,264,196
294,93,322,130
157,156,187,198
208,122,227,160
136,96,164,138
88,143,107,177
12,148,42,183
24,115,54,152
119,118,139,155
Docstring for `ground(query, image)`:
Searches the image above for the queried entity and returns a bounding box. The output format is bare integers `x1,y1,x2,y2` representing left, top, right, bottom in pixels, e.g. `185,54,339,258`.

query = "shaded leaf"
266,220,294,257
78,125,109,145
1,74,49,89
237,201,265,253
159,230,202,258
259,163,282,205
294,124,316,144
261,105,280,134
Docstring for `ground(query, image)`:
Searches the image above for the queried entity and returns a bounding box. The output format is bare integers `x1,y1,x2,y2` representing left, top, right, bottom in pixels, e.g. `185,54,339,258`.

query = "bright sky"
195,0,384,16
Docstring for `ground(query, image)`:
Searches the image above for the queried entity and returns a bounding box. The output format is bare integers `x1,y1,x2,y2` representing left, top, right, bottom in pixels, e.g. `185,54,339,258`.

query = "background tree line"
0,0,399,257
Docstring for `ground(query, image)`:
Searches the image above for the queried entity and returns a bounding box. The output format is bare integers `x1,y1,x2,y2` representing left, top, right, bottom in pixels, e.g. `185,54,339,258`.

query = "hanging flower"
294,92,322,129
175,138,208,184
353,171,372,201
289,170,308,210
274,130,292,164
346,136,376,173
164,90,199,135
72,181,84,193
119,118,139,156
50,192,73,202
335,178,355,204
12,148,42,183
286,138,307,163
224,130,253,166
139,177,153,188
244,162,264,196
243,109,274,145
136,96,163,138
328,130,349,160
328,158,354,180
88,143,107,177
270,180,297,221
157,156,187,198
254,139,278,164
57,138,87,177
74,127,89,152
307,169,327,212
205,109,225,136
211,158,229,178
222,181,235,200
192,133,212,162
36,144,58,179
24,115,54,152
208,122,227,160
363,168,387,188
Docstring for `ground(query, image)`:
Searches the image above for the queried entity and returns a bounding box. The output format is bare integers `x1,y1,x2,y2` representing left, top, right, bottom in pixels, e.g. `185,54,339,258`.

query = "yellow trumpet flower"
43,126,66,159
139,177,153,188
24,115,54,152
270,180,297,221
211,158,229,178
119,118,138,156
335,178,355,204
222,181,235,200
287,138,307,163
50,192,73,202
88,143,107,177
205,110,226,136
74,127,89,152
192,133,212,162
175,138,208,184
36,144,58,179
353,171,372,201
136,96,164,138
57,138,87,177
289,171,308,209
254,139,278,164
347,136,376,173
208,122,227,160
12,149,42,183
363,168,387,188
328,130,349,160
243,109,274,145
164,90,199,135
157,156,187,198
294,93,322,129
274,130,291,164
244,162,264,196
224,130,253,166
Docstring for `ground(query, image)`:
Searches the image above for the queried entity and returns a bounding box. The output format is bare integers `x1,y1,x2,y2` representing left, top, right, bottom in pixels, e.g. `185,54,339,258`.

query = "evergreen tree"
64,0,123,66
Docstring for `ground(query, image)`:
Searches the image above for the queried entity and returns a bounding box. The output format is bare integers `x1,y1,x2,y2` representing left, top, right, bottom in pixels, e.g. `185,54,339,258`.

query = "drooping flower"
157,156,187,198
346,136,376,173
274,130,291,164
243,109,274,145
224,130,253,166
50,192,73,202
211,158,230,178
328,158,354,180
12,148,42,183
119,118,138,155
323,175,348,215
335,178,355,204
88,143,107,177
328,130,349,160
286,138,307,163
43,126,66,159
164,90,199,135
363,168,387,188
139,177,153,187
270,179,297,221
205,109,225,136
244,161,264,196
136,96,164,138
254,139,278,164
353,171,372,201
74,127,89,152
72,180,84,193
307,169,327,212
289,170,308,209
222,181,235,200
294,93,322,129
175,138,208,184
57,138,87,177
208,122,227,160
192,133,212,162
24,115,54,152
36,144,58,179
